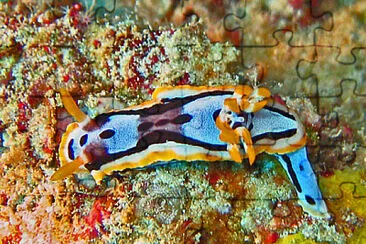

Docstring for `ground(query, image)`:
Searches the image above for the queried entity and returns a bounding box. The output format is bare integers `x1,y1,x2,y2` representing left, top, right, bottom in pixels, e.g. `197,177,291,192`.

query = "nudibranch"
51,85,329,218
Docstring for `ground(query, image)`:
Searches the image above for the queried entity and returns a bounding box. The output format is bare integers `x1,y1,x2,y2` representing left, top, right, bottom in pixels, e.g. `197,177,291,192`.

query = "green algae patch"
319,167,366,241
319,167,366,216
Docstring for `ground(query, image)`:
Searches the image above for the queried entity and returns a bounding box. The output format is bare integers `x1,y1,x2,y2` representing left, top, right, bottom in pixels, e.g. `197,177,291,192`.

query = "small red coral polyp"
342,125,353,140
73,3,83,12
42,145,53,154
43,18,53,25
43,46,56,55
264,231,279,244
17,102,30,133
63,74,70,82
321,170,335,178
289,0,305,9
93,40,101,49
81,198,112,239
69,3,82,17
176,73,190,85
205,170,221,185
68,3,86,27
0,192,8,206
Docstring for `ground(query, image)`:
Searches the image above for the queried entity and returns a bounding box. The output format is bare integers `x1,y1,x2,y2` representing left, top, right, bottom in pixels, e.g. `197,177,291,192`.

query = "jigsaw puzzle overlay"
0,0,365,243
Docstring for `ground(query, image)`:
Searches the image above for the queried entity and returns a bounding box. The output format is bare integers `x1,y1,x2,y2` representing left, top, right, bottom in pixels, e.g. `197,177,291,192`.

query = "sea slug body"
51,85,329,218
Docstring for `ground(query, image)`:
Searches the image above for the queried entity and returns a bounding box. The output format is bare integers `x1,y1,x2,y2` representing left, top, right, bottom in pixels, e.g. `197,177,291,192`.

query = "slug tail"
275,147,329,218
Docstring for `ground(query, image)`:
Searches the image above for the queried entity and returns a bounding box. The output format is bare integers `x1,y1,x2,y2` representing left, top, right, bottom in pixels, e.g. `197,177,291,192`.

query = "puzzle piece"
323,180,366,239
240,31,318,97
319,167,366,200
223,0,333,47
297,47,366,97
318,80,365,142
313,1,366,63
222,1,337,98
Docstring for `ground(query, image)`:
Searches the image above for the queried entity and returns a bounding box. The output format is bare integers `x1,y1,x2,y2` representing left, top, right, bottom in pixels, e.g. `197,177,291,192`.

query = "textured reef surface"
0,0,365,243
